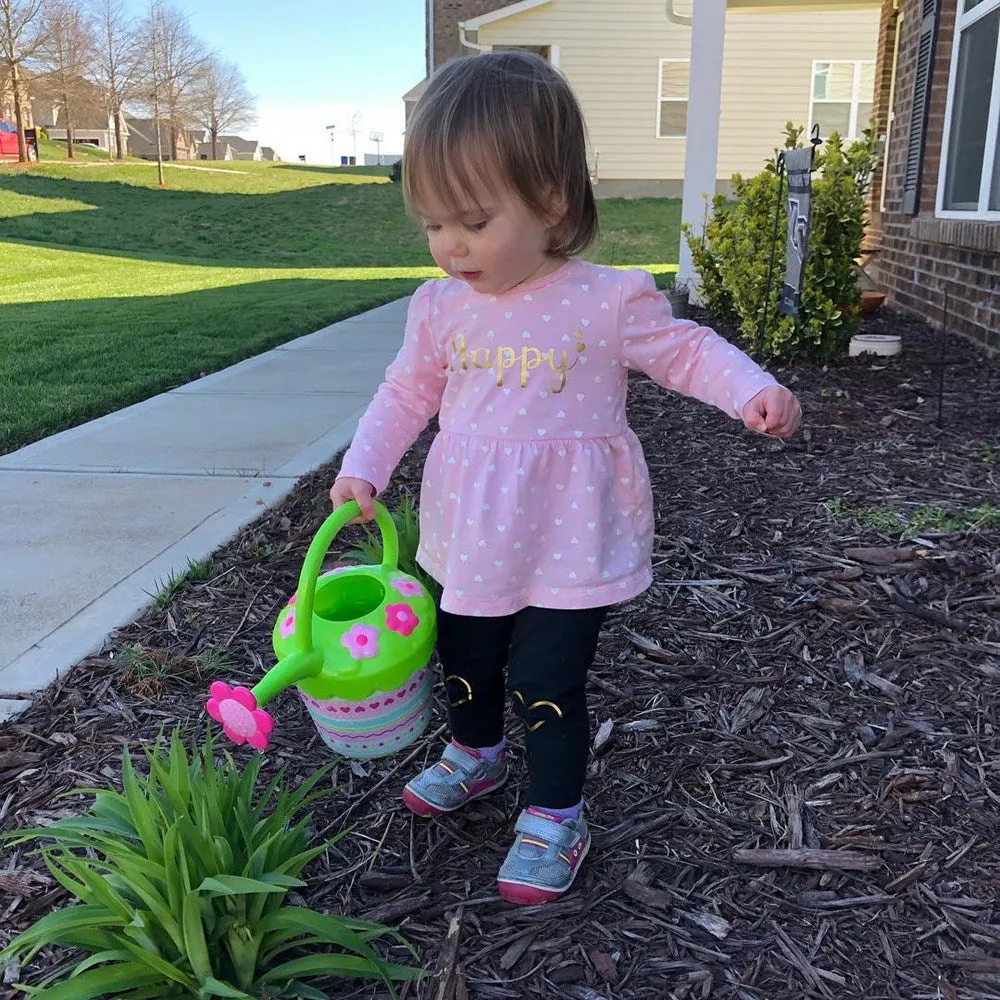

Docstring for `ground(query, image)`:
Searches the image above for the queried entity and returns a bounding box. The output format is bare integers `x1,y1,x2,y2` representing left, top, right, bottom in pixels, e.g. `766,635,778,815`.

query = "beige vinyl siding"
477,0,880,185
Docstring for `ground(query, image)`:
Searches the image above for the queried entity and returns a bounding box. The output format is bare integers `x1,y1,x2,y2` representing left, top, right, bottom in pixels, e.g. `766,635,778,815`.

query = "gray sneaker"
402,741,509,817
497,808,591,904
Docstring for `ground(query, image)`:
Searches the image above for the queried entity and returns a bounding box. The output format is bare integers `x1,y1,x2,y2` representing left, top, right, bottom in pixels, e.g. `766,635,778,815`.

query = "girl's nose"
445,232,468,258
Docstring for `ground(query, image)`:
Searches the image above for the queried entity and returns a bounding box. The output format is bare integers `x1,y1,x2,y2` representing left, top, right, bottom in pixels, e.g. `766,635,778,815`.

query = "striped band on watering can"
205,500,437,757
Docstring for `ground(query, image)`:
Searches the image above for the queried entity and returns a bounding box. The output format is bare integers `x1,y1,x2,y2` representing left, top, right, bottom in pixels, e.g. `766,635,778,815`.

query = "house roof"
29,74,112,131
218,134,259,153
403,79,428,104
461,0,876,29
125,116,196,155
460,0,551,31
260,146,276,160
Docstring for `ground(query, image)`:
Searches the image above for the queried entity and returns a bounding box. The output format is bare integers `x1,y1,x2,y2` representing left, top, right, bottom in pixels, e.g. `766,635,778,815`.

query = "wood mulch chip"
2,308,999,999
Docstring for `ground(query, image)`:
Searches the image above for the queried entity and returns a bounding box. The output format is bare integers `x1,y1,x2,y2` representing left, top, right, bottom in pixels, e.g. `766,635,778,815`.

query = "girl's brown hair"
403,51,598,258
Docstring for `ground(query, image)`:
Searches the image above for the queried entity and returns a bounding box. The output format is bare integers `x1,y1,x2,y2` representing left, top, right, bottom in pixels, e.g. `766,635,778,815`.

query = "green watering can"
206,501,437,759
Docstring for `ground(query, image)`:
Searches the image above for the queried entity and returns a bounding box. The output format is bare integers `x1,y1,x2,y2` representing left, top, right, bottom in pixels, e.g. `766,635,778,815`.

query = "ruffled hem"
417,551,652,617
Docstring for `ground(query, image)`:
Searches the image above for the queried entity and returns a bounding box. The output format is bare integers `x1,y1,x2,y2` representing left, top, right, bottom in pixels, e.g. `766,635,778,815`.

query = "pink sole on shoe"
401,786,444,816
402,769,509,818
497,836,591,905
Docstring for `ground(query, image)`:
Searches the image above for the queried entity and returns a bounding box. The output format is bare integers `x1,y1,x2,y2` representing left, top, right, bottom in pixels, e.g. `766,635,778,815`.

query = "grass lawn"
1,158,680,452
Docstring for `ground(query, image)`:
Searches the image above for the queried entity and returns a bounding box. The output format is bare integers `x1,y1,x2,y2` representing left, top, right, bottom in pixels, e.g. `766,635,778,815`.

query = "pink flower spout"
205,682,274,751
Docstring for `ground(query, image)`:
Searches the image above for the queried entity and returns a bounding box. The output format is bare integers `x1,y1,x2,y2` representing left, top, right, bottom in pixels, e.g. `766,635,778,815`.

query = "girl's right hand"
329,477,377,523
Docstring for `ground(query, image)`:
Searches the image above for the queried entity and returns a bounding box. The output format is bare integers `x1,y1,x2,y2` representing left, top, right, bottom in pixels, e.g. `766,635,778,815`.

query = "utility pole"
369,130,383,166
348,110,360,164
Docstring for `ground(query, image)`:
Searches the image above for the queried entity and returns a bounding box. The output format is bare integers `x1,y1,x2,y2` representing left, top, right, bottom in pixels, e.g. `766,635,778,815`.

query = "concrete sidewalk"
0,296,409,714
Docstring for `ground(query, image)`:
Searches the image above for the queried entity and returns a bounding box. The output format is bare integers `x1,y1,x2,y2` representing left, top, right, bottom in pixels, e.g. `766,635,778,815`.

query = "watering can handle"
291,499,399,658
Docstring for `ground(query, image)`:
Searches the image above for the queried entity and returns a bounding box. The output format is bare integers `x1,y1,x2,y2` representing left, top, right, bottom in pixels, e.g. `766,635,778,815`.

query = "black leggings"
436,605,608,809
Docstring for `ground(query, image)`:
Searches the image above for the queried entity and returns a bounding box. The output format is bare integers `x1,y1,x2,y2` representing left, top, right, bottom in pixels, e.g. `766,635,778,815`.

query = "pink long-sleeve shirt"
339,259,777,617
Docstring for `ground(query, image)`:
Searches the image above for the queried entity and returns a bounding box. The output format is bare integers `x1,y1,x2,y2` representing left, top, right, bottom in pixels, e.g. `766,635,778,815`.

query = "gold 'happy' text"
447,331,586,394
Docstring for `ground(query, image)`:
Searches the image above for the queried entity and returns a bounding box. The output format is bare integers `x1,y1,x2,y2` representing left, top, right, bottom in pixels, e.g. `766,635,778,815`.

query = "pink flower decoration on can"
386,603,420,637
279,610,296,639
391,576,423,598
205,682,274,751
287,591,297,606
342,623,379,659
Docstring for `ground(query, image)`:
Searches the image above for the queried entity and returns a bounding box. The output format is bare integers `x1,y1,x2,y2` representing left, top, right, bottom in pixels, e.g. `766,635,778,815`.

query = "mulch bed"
2,308,999,1000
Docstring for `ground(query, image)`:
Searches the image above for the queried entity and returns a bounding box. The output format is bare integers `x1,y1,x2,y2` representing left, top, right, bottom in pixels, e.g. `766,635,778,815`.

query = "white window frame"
936,0,1000,220
808,59,876,141
656,58,690,139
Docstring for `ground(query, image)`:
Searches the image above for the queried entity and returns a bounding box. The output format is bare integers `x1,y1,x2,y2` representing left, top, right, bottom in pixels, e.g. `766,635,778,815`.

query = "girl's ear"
543,185,569,228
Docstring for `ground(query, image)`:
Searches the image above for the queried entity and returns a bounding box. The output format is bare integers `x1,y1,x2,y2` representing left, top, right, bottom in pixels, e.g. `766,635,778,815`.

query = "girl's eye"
468,220,489,233
424,223,442,233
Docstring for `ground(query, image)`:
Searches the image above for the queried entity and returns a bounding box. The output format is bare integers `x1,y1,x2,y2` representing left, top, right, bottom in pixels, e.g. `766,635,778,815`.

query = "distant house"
30,75,127,156
870,0,999,352
364,152,402,166
199,140,234,160
261,146,277,161
125,116,199,160
217,134,262,160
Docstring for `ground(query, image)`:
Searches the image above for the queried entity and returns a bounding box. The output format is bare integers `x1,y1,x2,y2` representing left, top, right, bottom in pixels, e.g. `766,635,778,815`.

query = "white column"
677,0,727,292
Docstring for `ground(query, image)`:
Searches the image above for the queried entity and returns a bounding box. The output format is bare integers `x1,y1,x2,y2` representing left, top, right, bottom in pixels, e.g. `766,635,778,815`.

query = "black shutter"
902,0,941,214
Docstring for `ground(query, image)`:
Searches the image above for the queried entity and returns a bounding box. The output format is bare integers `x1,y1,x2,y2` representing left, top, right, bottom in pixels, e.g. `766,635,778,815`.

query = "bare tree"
38,0,97,158
192,55,254,160
0,0,49,162
91,0,139,158
140,1,204,160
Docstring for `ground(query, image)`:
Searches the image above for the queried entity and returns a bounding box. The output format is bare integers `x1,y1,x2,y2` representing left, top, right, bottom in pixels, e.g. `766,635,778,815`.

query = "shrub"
389,159,402,184
37,128,50,141
685,123,880,362
344,494,442,603
0,729,423,998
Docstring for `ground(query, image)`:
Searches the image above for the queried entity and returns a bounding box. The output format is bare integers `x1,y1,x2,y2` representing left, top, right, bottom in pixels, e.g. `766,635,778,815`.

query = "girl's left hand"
742,386,801,439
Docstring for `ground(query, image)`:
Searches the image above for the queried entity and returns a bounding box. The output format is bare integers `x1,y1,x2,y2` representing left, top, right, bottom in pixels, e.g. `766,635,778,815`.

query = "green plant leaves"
0,726,423,997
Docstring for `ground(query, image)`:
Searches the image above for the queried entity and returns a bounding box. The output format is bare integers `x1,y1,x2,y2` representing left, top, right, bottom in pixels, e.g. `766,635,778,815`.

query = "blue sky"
125,1,425,163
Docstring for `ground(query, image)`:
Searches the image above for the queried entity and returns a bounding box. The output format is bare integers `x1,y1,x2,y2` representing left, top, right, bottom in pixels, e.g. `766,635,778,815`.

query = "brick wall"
874,0,1000,352
431,1,511,70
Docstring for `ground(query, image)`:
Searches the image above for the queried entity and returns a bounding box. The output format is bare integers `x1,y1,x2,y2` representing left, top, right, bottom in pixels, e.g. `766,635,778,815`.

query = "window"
657,59,690,138
938,0,1000,217
810,61,876,140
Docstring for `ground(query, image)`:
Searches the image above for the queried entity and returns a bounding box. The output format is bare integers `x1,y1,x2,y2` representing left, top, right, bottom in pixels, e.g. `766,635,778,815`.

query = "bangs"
403,118,506,220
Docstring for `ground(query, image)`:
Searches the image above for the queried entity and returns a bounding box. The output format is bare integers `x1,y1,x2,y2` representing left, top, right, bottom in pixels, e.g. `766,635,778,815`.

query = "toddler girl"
330,51,801,905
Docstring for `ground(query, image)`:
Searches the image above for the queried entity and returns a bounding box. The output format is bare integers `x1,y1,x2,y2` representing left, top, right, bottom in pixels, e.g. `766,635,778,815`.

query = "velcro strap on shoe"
441,742,481,775
514,811,578,848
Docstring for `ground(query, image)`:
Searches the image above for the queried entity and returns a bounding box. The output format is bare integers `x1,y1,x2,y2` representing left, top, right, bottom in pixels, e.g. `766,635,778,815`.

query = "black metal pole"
937,288,948,429
755,151,786,361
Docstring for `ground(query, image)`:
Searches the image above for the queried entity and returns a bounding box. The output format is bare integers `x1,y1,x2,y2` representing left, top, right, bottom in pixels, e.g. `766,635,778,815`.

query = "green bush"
37,128,50,141
389,159,402,184
0,729,423,999
685,123,880,362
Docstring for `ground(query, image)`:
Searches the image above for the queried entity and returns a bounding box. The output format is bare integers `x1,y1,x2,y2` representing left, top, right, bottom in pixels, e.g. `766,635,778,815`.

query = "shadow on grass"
0,171,684,271
0,171,433,268
1,276,419,454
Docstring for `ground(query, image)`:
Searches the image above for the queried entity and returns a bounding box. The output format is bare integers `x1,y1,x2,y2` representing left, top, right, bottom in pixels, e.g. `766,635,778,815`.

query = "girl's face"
416,180,565,296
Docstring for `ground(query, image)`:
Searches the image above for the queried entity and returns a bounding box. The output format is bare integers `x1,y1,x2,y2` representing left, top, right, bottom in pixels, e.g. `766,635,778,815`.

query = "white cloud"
252,99,406,165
